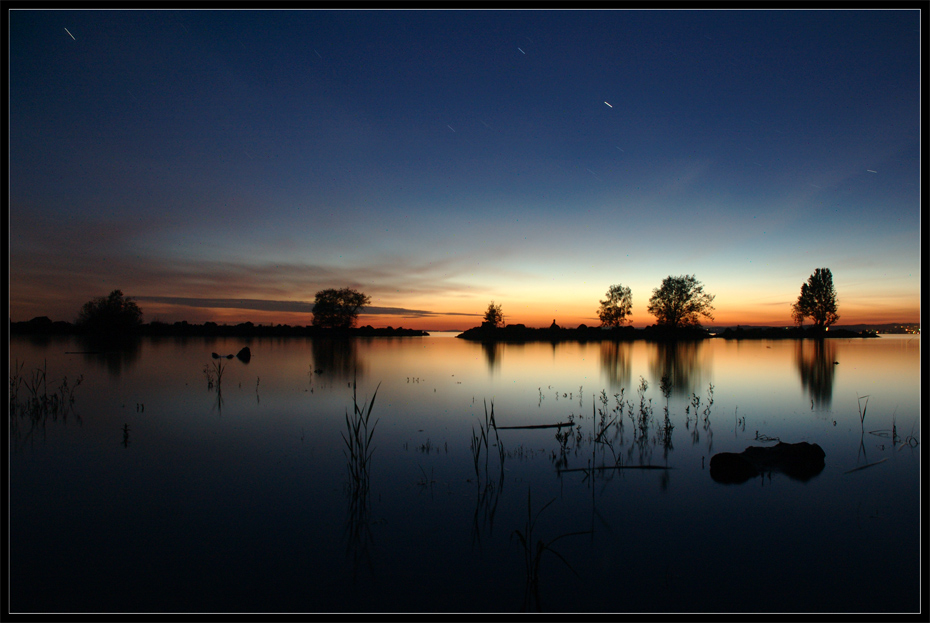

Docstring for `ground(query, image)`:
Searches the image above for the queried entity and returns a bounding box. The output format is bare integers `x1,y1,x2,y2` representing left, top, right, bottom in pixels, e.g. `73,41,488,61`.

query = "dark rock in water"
211,352,220,359
709,452,759,483
236,346,251,362
710,441,825,484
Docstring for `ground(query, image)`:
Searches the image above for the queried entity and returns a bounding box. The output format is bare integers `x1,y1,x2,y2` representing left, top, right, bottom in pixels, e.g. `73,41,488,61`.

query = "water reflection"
649,341,702,397
311,338,364,381
795,339,837,409
599,341,632,390
73,335,142,376
8,335,919,613
481,341,503,373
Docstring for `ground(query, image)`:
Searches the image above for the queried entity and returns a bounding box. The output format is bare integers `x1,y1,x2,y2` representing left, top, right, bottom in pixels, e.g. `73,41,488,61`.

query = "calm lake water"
9,332,921,614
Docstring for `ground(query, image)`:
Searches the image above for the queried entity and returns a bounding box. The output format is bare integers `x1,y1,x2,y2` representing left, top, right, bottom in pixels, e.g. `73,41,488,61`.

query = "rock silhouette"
710,441,825,484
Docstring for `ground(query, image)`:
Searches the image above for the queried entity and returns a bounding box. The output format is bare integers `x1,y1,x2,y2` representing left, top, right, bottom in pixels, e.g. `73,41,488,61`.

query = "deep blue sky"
9,8,922,328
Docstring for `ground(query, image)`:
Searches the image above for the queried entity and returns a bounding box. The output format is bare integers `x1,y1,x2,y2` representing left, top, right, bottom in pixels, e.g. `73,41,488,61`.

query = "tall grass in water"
10,359,83,446
657,374,674,455
10,360,84,452
511,488,590,612
470,400,505,546
470,400,504,483
857,394,870,433
342,381,381,578
203,360,226,391
342,382,381,497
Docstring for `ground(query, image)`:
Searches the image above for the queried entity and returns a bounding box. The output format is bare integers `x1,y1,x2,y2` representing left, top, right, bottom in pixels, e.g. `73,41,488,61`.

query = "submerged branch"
496,422,575,430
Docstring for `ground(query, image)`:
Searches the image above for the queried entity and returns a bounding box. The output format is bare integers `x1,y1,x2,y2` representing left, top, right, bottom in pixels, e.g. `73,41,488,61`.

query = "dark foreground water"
8,333,921,614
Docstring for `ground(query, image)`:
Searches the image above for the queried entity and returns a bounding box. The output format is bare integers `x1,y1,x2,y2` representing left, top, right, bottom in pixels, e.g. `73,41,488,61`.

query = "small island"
456,323,712,342
455,322,877,342
456,271,880,342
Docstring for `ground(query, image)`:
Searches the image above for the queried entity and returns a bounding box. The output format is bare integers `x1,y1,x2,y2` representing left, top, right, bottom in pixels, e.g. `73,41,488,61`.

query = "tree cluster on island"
461,268,870,341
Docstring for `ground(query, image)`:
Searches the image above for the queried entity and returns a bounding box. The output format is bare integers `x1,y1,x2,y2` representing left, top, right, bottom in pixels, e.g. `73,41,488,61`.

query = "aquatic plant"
857,394,870,433
342,382,381,498
9,359,83,427
511,488,590,611
636,376,653,440
657,374,674,451
471,400,504,483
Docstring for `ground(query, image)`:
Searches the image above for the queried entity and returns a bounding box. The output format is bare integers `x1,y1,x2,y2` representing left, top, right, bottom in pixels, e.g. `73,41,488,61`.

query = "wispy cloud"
133,296,479,318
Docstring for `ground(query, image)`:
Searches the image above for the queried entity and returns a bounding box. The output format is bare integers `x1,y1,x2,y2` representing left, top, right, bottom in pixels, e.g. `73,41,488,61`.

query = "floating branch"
557,464,673,474
843,458,888,475
496,422,574,430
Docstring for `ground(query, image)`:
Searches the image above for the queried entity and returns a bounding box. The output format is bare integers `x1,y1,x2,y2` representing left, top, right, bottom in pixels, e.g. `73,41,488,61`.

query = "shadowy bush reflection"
795,339,837,409
481,341,503,373
76,335,142,377
649,341,703,397
311,337,364,381
599,341,632,390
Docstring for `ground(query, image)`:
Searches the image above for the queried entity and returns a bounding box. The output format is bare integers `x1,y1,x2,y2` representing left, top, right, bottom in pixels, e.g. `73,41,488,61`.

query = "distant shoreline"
10,317,911,340
455,324,881,342
8,318,428,338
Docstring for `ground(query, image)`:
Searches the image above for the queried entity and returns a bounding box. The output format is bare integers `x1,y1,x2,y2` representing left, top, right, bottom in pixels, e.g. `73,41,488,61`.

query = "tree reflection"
649,341,702,398
599,341,632,390
481,341,503,373
76,335,142,376
311,337,364,382
795,339,836,409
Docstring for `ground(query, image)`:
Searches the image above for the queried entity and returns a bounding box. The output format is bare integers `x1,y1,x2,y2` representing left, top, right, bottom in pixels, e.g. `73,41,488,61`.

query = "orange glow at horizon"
120,300,920,332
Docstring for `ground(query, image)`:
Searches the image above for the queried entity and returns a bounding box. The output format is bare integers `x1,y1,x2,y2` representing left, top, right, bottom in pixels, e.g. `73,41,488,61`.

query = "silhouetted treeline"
717,326,877,340
10,317,428,337
456,322,879,342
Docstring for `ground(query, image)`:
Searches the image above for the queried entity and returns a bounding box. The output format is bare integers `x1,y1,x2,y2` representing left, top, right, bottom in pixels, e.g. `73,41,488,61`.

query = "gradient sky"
9,8,923,330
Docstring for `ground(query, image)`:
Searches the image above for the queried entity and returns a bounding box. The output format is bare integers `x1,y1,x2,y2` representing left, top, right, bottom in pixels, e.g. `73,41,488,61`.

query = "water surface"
9,333,921,613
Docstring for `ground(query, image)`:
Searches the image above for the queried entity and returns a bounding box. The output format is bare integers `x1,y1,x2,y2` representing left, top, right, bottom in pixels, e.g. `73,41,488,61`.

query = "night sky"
9,9,922,329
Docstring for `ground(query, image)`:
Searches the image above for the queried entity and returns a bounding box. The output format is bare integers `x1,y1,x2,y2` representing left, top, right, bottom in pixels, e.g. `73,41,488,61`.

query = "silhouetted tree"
791,268,838,329
647,275,715,329
597,284,633,327
482,301,504,328
76,289,143,334
311,287,371,329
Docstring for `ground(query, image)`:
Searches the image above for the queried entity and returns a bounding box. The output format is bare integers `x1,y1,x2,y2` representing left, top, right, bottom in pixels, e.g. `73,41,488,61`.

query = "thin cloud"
133,296,479,318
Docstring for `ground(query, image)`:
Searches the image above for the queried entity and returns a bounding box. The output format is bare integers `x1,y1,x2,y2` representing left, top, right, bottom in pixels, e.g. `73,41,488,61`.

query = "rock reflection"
795,339,837,409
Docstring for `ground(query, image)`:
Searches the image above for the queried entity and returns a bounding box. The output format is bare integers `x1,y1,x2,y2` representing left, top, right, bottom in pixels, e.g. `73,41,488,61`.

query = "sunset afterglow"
9,9,921,330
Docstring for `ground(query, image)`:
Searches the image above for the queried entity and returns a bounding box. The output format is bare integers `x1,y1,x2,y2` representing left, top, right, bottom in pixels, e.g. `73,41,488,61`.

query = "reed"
511,488,590,611
10,359,82,423
341,382,381,497
636,376,653,439
471,400,504,482
857,394,870,433
202,364,215,389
